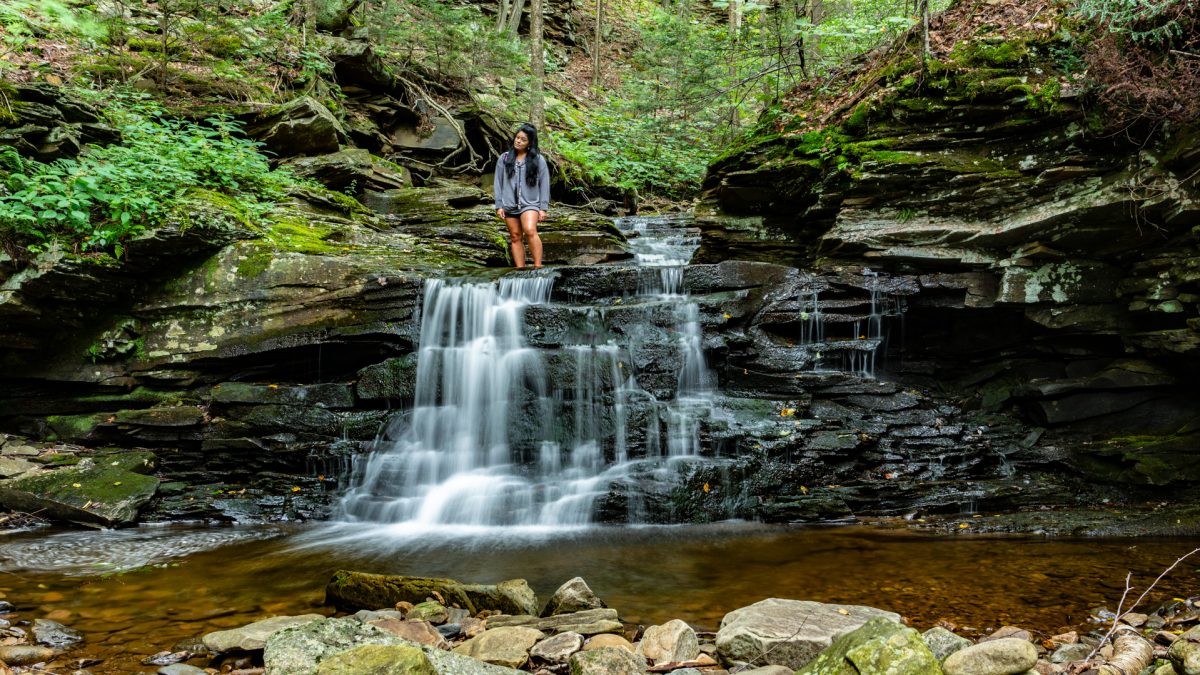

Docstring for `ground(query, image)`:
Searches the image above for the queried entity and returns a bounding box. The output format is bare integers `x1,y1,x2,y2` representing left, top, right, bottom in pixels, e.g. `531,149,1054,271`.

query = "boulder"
584,634,635,653
569,646,648,675
407,601,449,624
367,618,448,648
31,618,83,647
716,599,901,670
488,608,623,636
922,626,972,662
284,149,406,193
0,463,159,527
532,631,585,665
263,617,403,675
1048,643,1091,663
1169,625,1200,675
325,571,537,615
0,457,36,478
356,356,418,402
798,617,939,675
453,626,546,669
211,382,355,408
246,96,346,157
637,619,699,665
0,645,56,666
942,638,1038,675
202,613,325,652
316,643,435,675
543,577,606,616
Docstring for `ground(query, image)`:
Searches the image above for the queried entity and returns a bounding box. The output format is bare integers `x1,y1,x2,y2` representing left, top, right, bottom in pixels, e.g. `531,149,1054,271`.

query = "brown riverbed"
1,522,1197,673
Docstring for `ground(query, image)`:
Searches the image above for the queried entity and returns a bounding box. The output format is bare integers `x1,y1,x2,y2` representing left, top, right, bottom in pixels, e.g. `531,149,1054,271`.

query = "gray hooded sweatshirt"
493,152,550,213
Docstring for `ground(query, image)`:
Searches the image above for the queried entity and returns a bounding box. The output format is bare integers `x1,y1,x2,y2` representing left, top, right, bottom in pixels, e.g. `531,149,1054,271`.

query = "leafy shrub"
0,94,304,256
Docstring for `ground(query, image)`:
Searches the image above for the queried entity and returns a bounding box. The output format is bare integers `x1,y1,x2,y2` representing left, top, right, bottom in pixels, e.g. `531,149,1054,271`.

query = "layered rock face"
698,5,1200,497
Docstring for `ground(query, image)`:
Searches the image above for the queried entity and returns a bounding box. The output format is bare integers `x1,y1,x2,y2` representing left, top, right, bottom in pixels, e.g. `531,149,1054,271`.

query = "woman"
493,123,550,268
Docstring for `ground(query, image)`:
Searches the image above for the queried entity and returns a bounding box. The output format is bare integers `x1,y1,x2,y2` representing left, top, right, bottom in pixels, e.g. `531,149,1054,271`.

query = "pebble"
0,601,14,614
437,622,462,638
0,644,57,666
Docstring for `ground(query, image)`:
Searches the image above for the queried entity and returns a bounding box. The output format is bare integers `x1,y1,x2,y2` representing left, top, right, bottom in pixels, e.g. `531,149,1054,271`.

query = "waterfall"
339,214,715,528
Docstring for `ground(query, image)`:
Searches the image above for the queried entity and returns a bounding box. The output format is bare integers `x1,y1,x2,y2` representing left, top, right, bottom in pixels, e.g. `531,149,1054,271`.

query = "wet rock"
368,618,447,648
942,638,1038,675
798,617,939,675
568,646,648,675
264,617,403,675
142,650,189,666
637,619,699,665
210,382,354,409
0,601,14,613
158,665,207,675
922,626,971,661
246,96,346,157
583,634,634,653
316,643,435,675
0,644,56,666
326,571,537,616
0,464,159,527
543,578,606,617
0,457,36,478
983,626,1034,643
437,623,462,639
202,613,325,652
453,626,545,669
408,601,450,624
356,356,418,402
716,598,901,670
489,609,623,636
31,618,83,647
532,631,584,665
1049,643,1091,663
1169,625,1200,675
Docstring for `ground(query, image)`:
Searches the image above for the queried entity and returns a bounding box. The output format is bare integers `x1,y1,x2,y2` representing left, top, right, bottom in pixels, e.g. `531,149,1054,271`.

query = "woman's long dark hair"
503,123,541,188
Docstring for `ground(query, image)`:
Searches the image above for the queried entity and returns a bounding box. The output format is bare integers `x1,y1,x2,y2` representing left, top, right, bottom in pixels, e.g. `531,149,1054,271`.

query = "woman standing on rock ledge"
494,123,550,268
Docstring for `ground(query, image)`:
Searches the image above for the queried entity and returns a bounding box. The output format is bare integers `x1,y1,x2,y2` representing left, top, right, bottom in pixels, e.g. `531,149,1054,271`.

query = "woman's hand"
538,211,548,222
496,208,505,220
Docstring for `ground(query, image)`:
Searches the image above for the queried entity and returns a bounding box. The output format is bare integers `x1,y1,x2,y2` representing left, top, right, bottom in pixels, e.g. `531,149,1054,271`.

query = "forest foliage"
1,0,1197,255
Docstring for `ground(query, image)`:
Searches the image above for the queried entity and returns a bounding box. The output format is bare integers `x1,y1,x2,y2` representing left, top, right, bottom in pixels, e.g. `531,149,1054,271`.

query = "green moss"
953,39,1030,67
1026,78,1063,114
843,102,873,135
125,37,185,55
235,247,275,277
0,81,17,124
45,414,101,441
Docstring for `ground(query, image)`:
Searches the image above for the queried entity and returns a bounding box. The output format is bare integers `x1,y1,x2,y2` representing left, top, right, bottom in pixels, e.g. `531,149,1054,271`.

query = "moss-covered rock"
0,463,159,527
325,570,538,616
798,617,940,675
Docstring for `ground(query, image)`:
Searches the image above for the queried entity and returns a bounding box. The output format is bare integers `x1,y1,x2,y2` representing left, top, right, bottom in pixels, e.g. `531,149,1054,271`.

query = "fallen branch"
1087,547,1200,663
1095,627,1155,675
647,657,718,671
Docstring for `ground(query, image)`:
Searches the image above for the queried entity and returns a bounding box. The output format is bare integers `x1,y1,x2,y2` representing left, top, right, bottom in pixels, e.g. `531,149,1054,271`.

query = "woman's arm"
537,155,550,211
493,155,505,212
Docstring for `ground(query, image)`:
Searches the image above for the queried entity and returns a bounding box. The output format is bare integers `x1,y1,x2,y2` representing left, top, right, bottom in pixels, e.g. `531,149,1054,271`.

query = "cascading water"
339,214,716,528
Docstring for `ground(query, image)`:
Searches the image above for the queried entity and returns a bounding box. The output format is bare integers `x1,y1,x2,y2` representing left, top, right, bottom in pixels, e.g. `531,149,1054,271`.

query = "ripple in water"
0,525,284,575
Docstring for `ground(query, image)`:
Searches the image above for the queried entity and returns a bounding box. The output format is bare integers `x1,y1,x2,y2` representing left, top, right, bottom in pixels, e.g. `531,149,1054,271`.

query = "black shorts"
505,206,540,218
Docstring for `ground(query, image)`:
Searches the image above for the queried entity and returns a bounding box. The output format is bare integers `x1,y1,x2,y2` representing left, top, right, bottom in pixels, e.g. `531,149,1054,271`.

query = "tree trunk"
726,0,742,133
497,0,510,32
530,0,545,128
919,0,930,68
592,0,603,87
507,0,527,35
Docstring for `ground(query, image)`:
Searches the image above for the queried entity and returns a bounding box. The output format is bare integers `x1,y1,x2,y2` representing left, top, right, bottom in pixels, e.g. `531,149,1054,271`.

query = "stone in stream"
531,631,584,665
636,619,699,665
922,626,972,662
941,638,1038,675
408,601,450,624
1169,624,1200,675
542,577,606,617
798,617,939,675
453,626,546,669
716,598,901,670
325,571,538,616
0,463,159,527
1049,643,1092,663
158,665,207,675
569,646,648,675
488,608,623,636
315,643,435,675
202,613,325,652
0,644,56,666
367,618,448,648
31,618,83,646
584,634,635,653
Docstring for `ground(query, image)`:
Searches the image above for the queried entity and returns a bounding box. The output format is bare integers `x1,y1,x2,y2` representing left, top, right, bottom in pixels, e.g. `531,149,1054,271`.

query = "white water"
339,215,715,528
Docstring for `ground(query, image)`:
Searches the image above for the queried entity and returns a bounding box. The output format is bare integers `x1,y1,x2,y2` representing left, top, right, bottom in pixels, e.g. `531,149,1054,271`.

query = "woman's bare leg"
520,210,543,268
505,216,525,268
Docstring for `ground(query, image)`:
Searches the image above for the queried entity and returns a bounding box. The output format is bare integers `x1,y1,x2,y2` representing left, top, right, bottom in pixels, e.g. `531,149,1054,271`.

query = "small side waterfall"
339,214,716,528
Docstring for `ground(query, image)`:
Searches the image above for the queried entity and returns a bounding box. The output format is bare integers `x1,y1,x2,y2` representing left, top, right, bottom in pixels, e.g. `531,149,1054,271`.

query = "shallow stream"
1,523,1196,673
